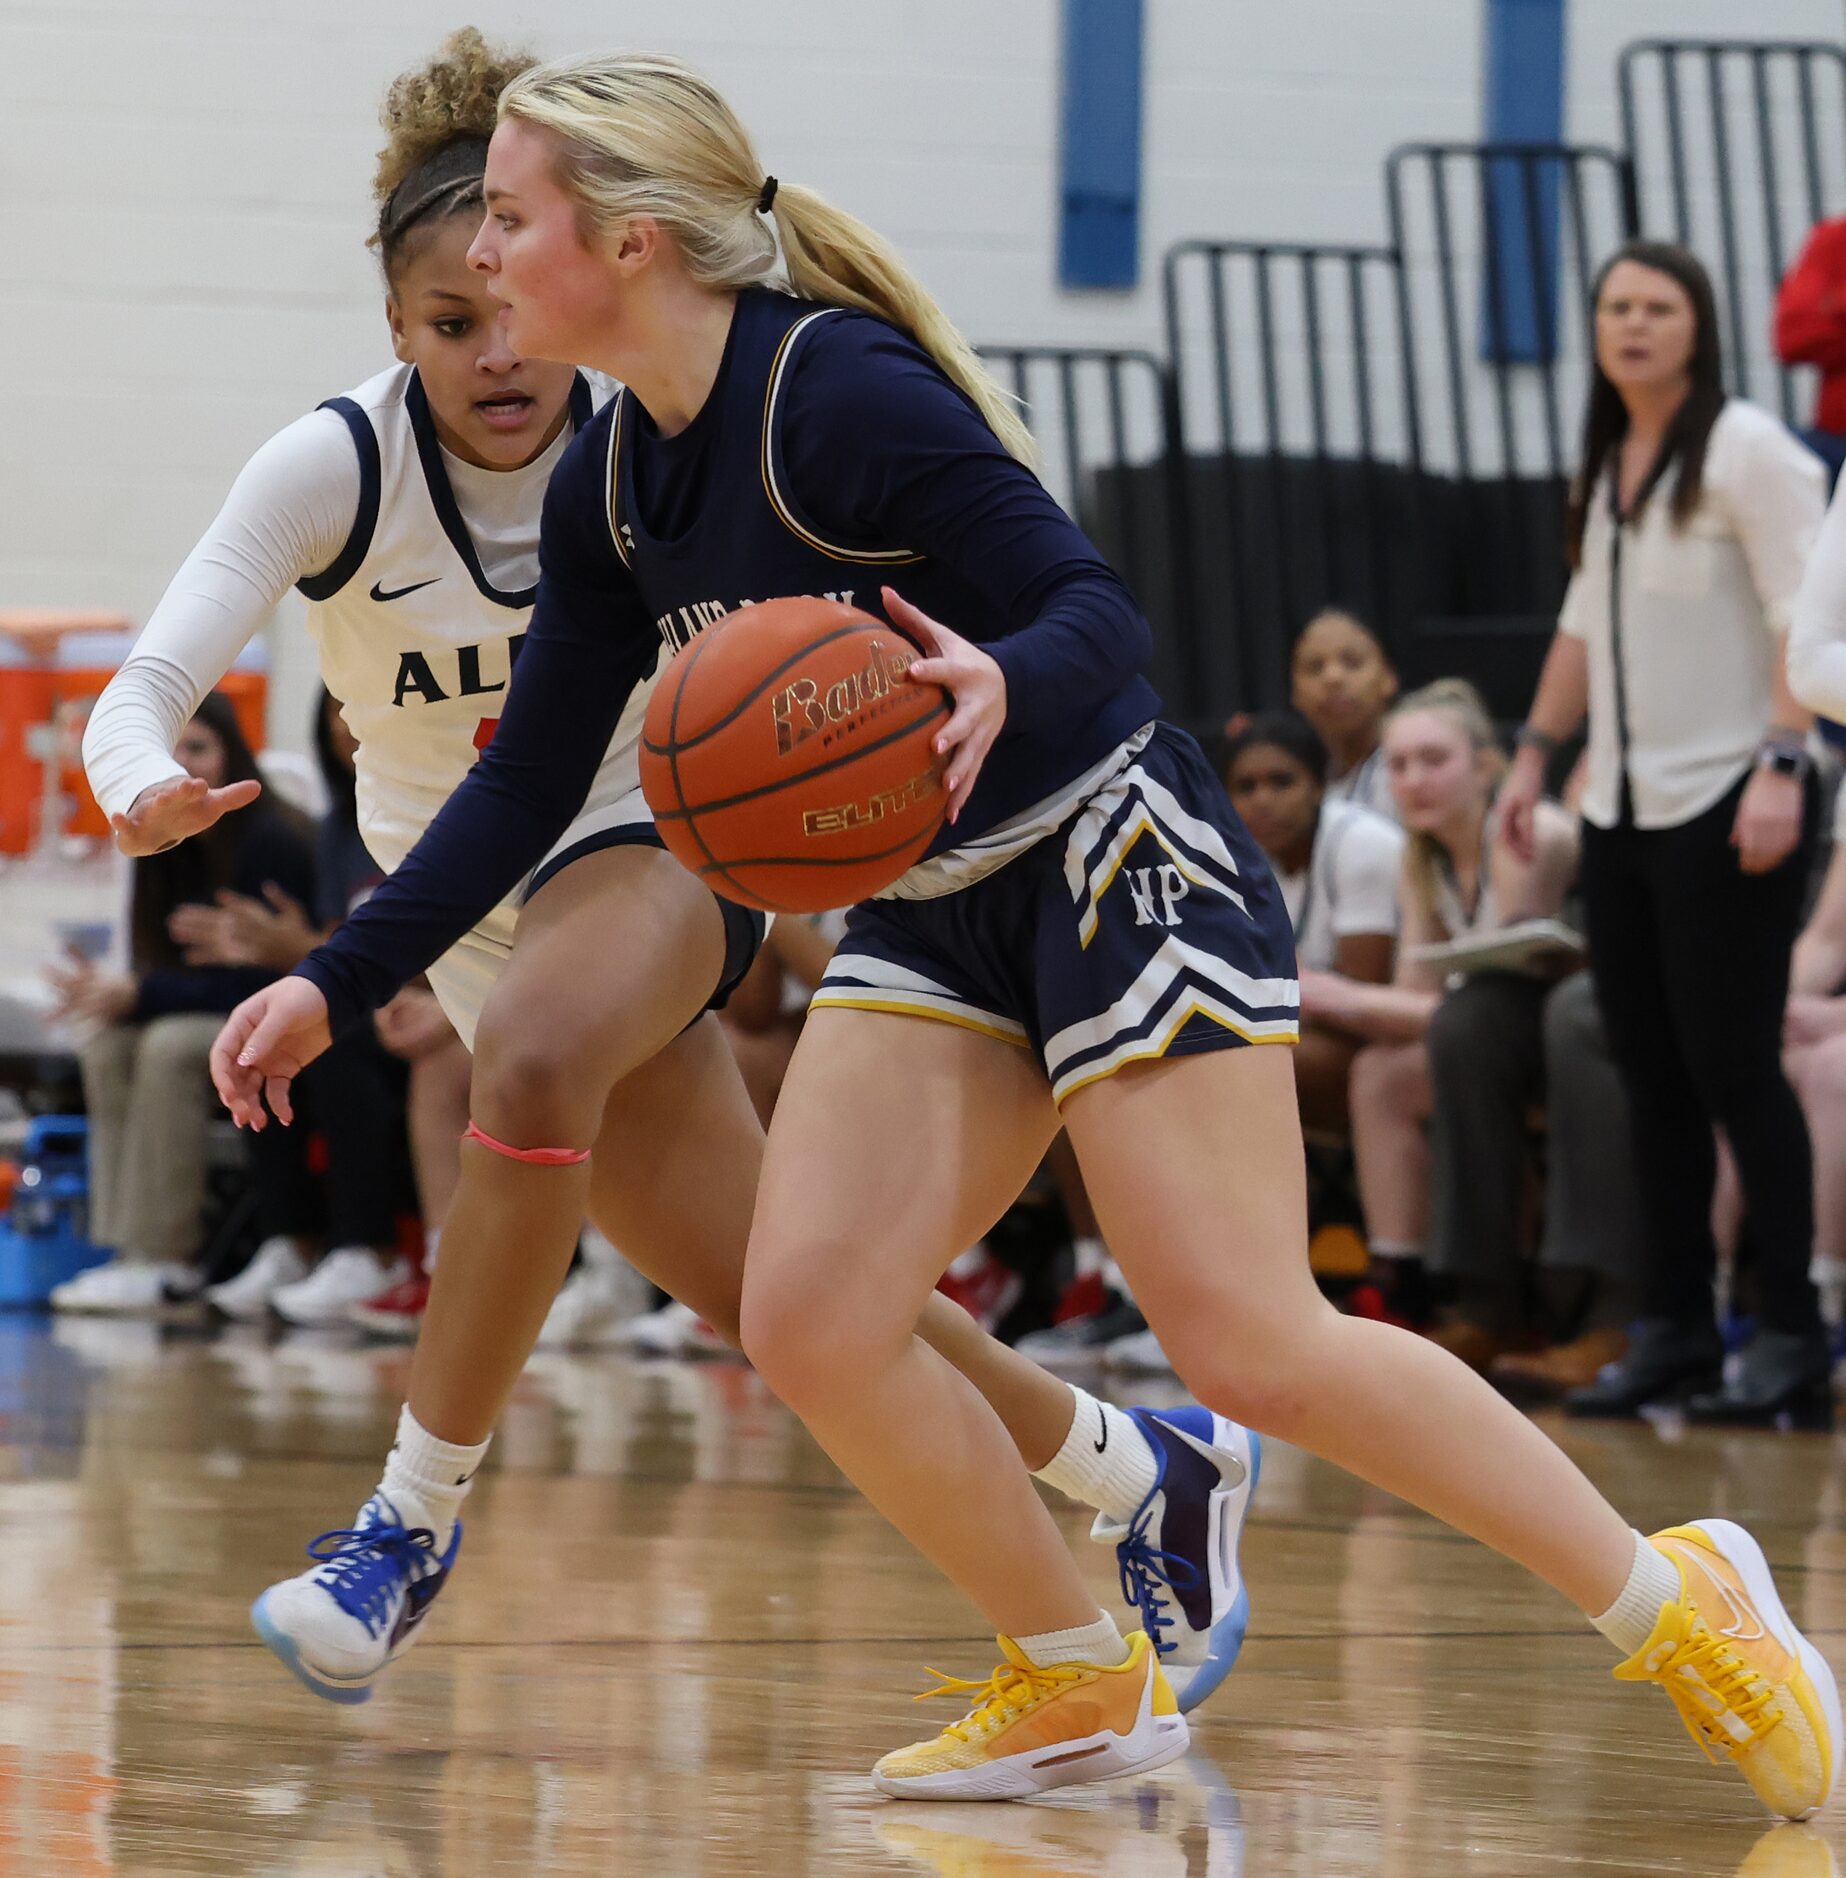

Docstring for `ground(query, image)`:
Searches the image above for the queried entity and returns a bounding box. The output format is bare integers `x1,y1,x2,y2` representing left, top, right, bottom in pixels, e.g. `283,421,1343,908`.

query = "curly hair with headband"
371,27,536,285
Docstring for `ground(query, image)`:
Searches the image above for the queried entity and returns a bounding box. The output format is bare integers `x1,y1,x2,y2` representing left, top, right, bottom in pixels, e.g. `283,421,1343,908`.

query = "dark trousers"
246,1028,412,1250
1427,973,1548,1328
1426,971,1643,1328
1579,775,1821,1335
1537,971,1647,1298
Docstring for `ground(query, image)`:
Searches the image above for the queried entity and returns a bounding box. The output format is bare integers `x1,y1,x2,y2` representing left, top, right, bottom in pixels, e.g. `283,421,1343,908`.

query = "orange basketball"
639,596,950,914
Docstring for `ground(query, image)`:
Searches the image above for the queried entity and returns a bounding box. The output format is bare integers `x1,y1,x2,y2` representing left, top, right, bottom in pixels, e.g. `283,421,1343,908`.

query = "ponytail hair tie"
756,175,779,215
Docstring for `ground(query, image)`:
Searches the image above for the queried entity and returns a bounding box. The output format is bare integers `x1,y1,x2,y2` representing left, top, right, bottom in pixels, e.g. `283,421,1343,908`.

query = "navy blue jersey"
298,287,1161,1030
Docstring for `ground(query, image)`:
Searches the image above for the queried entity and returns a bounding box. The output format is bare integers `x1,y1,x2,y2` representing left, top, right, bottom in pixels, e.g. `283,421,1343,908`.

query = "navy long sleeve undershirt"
297,299,1157,1033
778,317,1152,735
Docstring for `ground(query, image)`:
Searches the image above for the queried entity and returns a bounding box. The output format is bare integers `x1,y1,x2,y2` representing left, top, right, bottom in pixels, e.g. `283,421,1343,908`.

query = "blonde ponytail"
767,183,1035,463
500,53,1035,464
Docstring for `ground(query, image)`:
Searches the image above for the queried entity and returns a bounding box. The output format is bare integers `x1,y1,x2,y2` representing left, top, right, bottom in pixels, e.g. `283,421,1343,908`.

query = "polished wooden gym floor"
4,1317,1844,1876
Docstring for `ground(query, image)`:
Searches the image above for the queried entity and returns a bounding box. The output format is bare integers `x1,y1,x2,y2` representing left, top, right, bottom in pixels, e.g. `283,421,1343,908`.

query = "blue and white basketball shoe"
1093,1408,1260,1713
251,1494,460,1704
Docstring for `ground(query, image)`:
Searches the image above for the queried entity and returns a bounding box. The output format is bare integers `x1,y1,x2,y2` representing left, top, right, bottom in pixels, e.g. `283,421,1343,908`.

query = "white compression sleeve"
1790,469,1846,722
81,408,360,819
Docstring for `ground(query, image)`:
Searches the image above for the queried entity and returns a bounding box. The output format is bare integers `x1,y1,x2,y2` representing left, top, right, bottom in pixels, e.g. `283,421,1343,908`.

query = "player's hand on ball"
887,587,1005,824
211,978,332,1130
111,774,262,857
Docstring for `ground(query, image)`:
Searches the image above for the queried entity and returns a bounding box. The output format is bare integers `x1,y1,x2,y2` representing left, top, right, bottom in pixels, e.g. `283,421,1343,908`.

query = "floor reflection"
0,1319,1841,1872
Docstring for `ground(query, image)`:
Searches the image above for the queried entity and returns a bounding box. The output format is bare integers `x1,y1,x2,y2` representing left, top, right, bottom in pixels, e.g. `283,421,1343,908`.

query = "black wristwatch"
1755,738,1812,780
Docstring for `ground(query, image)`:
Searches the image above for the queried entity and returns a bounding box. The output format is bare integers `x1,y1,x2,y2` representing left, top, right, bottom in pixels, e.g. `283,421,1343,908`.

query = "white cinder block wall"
5,0,1839,748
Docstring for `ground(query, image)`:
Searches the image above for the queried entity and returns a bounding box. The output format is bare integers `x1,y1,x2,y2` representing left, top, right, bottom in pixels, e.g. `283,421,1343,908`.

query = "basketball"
638,596,950,913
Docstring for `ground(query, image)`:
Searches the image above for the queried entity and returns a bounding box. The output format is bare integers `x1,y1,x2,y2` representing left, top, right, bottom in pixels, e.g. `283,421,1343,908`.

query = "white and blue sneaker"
1093,1407,1260,1714
251,1494,460,1705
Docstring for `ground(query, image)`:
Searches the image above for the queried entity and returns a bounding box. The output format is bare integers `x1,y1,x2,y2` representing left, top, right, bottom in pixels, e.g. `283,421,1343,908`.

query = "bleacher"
987,35,1846,727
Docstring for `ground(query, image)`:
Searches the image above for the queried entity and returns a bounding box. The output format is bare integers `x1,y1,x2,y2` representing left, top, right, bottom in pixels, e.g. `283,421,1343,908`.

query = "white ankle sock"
378,1405,488,1550
1016,1610,1130,1669
1590,1529,1682,1656
1032,1389,1160,1523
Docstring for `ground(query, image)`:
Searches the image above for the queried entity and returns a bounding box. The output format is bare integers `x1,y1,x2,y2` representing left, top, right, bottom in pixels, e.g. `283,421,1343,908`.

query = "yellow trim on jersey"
806,991,1031,1048
760,313,927,567
1053,1006,1298,1106
1078,816,1240,950
606,392,632,570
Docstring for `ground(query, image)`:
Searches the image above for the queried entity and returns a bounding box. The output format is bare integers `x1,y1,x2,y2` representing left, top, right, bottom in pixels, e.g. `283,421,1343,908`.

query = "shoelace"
914,1658,1088,1742
304,1516,439,1637
1115,1492,1203,1659
1648,1622,1782,1762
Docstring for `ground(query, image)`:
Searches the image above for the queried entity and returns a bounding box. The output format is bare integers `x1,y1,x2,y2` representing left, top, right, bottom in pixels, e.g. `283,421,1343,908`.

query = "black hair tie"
757,175,779,215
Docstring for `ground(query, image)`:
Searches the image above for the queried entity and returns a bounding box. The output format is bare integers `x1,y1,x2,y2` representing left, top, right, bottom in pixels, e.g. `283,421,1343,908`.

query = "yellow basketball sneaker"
871,1631,1189,1800
1614,1518,1842,1819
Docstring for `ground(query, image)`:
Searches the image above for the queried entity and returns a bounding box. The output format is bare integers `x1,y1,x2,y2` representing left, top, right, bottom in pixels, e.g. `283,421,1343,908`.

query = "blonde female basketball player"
94,32,1255,1717
216,52,1838,1814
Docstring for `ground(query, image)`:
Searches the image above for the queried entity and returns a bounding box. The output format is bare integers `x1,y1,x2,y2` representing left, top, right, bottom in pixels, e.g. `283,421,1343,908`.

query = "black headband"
381,136,491,249
757,175,778,215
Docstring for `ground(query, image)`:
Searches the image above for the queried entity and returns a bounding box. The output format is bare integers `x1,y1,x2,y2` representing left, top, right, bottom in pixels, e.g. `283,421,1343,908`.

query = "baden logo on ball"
771,634,920,757
639,596,950,915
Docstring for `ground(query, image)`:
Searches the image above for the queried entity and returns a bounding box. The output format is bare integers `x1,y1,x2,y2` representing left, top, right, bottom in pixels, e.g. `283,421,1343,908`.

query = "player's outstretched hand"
111,775,262,857
887,587,1006,825
210,978,332,1130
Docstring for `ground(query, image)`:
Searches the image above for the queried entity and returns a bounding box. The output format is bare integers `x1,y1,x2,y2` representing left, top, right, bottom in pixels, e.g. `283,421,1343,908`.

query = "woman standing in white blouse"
1502,241,1830,1427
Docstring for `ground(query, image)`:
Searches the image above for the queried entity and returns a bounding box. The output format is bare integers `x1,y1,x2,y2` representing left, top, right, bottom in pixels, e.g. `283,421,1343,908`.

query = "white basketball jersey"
300,362,650,875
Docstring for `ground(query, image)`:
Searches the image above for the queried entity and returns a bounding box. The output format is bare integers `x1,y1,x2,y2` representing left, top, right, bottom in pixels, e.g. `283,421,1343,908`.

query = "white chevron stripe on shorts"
1066,764,1249,947
811,952,1028,1045
1043,930,1298,1099
1049,986,1297,1103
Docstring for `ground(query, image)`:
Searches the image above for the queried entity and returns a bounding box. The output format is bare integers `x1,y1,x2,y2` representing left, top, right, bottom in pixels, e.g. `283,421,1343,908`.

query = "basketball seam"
650,698,949,822
662,623,737,895
700,832,938,871
653,608,943,913
640,619,883,755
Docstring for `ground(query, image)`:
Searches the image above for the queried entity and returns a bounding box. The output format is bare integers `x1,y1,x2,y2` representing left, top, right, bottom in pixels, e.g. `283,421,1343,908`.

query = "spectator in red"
1775,215,1846,481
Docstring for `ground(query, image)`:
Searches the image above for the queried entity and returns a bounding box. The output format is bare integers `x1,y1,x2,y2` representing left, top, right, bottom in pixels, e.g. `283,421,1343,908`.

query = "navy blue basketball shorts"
812,724,1300,1105
527,817,765,1015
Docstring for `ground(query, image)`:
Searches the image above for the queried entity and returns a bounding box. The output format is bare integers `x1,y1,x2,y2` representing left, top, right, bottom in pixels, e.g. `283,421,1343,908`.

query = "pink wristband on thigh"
463,1120,591,1166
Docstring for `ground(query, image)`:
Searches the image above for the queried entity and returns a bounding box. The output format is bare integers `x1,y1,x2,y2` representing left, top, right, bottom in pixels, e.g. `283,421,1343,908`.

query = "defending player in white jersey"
85,30,1259,1716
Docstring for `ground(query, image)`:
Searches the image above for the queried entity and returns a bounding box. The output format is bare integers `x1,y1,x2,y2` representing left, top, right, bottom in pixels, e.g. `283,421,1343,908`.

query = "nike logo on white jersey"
371,577,441,603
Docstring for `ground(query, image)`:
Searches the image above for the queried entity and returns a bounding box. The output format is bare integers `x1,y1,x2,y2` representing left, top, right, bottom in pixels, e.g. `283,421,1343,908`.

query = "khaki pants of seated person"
79,1014,223,1263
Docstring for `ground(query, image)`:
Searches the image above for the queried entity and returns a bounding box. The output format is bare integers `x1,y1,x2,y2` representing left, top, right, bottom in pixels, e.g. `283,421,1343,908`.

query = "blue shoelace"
304,1513,439,1637
1115,1489,1203,1660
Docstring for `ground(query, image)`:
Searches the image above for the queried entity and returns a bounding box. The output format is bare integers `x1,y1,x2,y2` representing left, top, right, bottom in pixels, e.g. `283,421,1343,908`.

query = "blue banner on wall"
1060,0,1144,289
1482,0,1566,363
